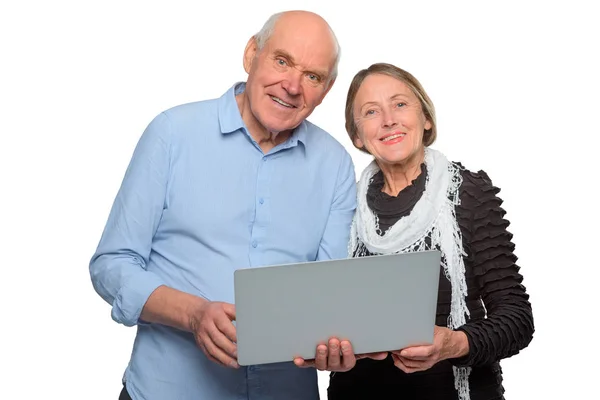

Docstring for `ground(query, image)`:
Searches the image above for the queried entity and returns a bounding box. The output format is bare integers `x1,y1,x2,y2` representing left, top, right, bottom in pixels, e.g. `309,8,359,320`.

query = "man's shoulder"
139,96,223,145
302,120,351,157
161,97,220,120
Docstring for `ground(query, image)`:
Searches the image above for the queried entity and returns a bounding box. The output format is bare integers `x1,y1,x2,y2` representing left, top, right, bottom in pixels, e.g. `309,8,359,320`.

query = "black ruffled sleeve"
451,169,534,367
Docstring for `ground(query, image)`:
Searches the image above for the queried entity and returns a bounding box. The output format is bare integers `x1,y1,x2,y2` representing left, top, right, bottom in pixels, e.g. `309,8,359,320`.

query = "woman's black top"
327,163,534,400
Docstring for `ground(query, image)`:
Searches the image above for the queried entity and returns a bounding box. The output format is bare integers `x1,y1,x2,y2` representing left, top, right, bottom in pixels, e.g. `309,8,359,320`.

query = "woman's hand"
391,326,469,373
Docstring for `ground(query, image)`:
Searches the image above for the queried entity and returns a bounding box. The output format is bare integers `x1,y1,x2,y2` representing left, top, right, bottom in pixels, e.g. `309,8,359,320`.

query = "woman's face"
353,73,431,167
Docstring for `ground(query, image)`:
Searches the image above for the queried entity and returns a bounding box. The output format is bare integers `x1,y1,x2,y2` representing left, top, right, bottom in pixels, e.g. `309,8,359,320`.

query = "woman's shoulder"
451,161,499,193
450,161,511,252
451,161,504,211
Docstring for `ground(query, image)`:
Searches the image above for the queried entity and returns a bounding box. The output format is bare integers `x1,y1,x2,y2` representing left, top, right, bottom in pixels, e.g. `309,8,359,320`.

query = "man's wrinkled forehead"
263,24,336,72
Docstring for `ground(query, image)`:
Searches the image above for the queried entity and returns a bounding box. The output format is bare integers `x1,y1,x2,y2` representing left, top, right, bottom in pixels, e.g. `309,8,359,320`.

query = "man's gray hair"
254,12,341,82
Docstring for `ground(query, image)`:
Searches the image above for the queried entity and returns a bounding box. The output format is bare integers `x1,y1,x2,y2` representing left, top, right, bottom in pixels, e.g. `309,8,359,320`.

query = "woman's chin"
375,153,411,167
374,147,423,167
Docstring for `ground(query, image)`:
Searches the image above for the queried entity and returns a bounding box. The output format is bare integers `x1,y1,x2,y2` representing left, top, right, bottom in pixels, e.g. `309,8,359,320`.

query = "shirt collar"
218,82,308,147
218,82,246,134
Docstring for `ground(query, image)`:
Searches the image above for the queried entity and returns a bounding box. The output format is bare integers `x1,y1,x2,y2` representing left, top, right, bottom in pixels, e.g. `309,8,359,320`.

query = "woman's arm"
450,169,534,367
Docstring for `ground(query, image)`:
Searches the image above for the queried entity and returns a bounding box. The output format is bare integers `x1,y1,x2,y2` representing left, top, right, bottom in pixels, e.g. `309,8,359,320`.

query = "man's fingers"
295,340,385,372
215,313,238,344
293,357,315,368
197,331,238,368
314,345,328,370
190,301,239,368
198,341,229,367
222,303,236,320
204,338,239,368
327,339,342,369
339,341,356,370
206,326,239,367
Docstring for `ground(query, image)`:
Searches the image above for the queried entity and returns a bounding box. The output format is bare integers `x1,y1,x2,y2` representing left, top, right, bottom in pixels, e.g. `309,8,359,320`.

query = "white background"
1,0,598,398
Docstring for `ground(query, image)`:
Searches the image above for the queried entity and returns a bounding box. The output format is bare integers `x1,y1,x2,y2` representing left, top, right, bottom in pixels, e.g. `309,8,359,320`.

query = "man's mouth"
270,96,296,108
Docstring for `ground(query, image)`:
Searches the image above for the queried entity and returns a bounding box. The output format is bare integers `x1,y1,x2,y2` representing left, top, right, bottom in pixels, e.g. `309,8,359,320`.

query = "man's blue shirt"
90,83,357,399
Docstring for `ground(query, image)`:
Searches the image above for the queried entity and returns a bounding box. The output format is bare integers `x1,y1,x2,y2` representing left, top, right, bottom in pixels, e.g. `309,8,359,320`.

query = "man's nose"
281,69,303,96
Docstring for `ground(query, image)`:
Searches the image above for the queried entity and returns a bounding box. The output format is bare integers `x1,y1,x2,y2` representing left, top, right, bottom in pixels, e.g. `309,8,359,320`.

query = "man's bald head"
254,10,340,81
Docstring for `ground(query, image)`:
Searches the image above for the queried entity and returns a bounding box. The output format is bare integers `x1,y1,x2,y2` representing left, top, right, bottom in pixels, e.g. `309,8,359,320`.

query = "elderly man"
90,10,358,400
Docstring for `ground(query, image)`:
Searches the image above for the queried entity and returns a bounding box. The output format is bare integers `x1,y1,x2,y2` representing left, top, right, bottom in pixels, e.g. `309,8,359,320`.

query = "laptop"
234,250,441,366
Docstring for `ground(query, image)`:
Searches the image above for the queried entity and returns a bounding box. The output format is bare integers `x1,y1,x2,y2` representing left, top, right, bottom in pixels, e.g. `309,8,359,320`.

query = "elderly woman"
327,63,534,400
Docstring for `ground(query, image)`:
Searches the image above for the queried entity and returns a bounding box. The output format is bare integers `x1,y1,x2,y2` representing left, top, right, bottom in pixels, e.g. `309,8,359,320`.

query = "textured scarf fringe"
349,149,472,400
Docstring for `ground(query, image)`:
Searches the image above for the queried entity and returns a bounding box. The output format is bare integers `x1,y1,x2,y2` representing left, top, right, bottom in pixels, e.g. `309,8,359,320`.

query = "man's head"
242,11,340,135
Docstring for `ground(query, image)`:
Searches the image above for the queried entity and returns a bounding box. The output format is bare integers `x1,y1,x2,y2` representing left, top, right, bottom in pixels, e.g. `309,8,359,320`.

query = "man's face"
243,22,336,134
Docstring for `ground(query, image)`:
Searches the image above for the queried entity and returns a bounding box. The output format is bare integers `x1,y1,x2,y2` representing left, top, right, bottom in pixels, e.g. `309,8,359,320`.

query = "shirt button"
262,156,267,162
259,198,264,204
252,240,258,248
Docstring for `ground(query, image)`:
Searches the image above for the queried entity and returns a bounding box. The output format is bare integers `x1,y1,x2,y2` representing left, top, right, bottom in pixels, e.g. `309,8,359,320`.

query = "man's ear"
243,37,258,73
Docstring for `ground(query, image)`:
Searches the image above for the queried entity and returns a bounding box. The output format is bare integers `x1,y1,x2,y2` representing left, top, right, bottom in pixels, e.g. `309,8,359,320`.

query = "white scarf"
349,147,472,400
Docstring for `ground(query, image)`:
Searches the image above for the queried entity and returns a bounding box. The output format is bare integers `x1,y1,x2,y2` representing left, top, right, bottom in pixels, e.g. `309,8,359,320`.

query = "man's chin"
264,122,300,136
255,113,303,137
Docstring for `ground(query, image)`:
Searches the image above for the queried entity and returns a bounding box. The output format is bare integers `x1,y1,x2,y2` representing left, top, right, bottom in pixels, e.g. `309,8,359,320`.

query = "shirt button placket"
250,155,270,266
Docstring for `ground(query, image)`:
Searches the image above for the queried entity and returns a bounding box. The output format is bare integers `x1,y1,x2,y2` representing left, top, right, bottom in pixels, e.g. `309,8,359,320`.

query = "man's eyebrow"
273,49,296,65
273,49,329,78
309,68,330,79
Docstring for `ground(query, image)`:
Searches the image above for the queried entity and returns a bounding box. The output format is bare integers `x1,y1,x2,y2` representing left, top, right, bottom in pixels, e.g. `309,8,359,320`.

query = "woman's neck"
378,149,425,197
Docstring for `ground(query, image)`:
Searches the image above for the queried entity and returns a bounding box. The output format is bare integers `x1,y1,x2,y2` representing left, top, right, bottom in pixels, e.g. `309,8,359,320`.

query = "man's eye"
308,74,320,81
277,59,287,66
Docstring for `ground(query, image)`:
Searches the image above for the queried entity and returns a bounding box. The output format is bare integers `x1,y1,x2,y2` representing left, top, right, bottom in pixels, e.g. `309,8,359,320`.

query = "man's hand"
391,326,469,373
189,301,239,369
140,286,238,368
293,338,387,372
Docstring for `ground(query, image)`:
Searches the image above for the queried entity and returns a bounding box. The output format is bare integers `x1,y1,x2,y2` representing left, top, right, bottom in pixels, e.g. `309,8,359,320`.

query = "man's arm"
293,151,374,372
315,150,357,261
89,112,176,327
89,112,238,367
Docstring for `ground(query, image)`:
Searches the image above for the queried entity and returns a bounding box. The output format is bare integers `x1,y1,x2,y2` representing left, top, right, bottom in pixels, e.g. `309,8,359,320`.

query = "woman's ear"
425,119,432,131
353,135,364,150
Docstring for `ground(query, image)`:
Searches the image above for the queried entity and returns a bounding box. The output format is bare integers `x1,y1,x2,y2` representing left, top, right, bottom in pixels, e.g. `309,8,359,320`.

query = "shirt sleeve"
450,169,534,367
316,150,357,261
89,112,172,327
